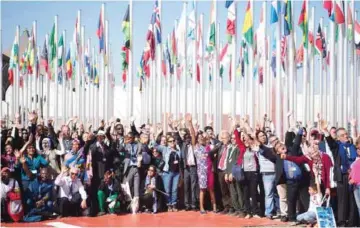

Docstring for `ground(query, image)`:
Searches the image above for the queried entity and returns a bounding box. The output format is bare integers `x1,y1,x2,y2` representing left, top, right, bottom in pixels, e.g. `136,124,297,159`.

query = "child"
296,180,323,224
140,165,158,214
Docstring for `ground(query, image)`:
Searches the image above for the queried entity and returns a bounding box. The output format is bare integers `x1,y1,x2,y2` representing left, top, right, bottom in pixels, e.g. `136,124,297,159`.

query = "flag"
242,1,253,45
347,4,353,41
57,34,64,67
41,39,49,75
188,0,196,40
207,0,216,52
94,58,99,87
25,29,35,74
49,24,56,61
73,16,81,58
270,0,279,24
144,24,155,62
122,4,130,85
196,17,202,83
323,0,333,17
298,0,308,48
296,44,304,68
66,48,72,79
171,28,177,66
97,9,105,53
315,24,327,58
284,0,292,36
334,0,345,24
162,50,166,77
152,0,162,44
8,36,19,85
165,39,173,74
355,20,360,55
226,0,236,44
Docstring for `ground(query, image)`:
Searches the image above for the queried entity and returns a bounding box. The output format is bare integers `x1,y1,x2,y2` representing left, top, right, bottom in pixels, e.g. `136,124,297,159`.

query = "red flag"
162,59,166,77
196,63,200,83
334,1,345,24
8,69,14,85
323,0,333,17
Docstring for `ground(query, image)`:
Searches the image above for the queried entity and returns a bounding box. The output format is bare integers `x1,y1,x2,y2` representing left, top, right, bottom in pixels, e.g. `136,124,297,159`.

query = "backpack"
7,180,24,222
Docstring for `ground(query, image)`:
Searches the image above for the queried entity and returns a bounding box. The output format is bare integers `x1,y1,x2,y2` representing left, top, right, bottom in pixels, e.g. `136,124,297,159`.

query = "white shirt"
186,145,196,166
308,192,323,213
54,173,87,200
1,179,19,200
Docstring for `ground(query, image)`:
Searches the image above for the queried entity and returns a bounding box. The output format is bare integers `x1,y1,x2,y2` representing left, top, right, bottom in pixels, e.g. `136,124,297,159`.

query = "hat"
97,130,105,136
70,167,79,174
1,167,10,173
310,129,322,141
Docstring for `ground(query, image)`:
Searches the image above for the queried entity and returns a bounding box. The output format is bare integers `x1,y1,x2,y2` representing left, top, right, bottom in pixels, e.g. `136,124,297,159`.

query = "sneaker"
97,211,106,216
245,214,252,219
167,206,173,212
172,207,178,212
266,215,274,220
220,208,229,214
200,210,207,214
237,212,246,218
281,216,289,222
185,206,191,211
253,214,261,219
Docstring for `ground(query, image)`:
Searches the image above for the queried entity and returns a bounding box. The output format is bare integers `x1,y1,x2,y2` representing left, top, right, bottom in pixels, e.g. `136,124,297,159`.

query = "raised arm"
187,116,196,146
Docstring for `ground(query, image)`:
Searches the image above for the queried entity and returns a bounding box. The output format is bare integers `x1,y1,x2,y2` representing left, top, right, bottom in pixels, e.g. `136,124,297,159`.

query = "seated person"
24,168,54,221
296,181,323,225
54,167,87,218
97,170,121,216
140,165,158,214
1,167,21,222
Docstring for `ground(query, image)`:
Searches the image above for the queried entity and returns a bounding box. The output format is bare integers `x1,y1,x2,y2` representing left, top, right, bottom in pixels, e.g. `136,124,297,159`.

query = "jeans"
296,211,317,223
354,185,360,217
262,173,279,217
162,171,180,206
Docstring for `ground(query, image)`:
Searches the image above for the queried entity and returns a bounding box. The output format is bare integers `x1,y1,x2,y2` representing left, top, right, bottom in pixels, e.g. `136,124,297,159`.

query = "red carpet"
2,211,288,227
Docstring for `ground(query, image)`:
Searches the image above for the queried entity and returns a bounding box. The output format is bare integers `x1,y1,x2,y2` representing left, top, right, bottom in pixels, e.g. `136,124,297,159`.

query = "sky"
1,0,359,91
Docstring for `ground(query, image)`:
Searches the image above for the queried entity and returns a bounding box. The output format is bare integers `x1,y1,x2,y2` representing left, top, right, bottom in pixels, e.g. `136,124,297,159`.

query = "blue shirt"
16,155,49,181
26,178,53,202
284,160,302,180
157,145,181,172
129,143,138,166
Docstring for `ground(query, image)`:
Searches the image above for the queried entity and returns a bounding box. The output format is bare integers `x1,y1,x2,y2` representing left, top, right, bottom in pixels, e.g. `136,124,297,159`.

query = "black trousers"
58,192,82,217
229,180,244,212
286,180,299,221
243,172,260,215
183,166,198,208
337,173,359,226
298,172,310,213
217,170,231,210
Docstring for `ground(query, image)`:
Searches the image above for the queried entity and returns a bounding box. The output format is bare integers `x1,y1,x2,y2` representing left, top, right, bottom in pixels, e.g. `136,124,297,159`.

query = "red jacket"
286,153,333,189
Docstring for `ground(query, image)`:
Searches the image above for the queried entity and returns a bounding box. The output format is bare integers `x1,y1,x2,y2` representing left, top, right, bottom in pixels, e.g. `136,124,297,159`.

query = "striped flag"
270,0,279,24
66,48,72,79
242,1,253,45
334,0,345,24
284,0,292,36
96,9,105,53
298,0,308,48
315,24,327,58
152,0,161,44
225,0,235,44
41,39,49,75
355,20,360,55
8,36,19,85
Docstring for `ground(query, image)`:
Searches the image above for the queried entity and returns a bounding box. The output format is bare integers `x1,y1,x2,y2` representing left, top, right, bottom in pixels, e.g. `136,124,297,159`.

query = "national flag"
57,34,64,67
171,28,177,66
270,0,279,24
73,16,81,57
8,36,19,85
226,0,236,44
151,0,162,44
84,48,91,76
242,1,253,45
355,20,360,55
280,36,287,65
298,0,308,48
334,0,345,24
162,49,166,77
323,0,333,17
296,44,304,68
94,58,99,87
97,9,105,53
347,4,353,41
41,39,49,74
144,24,155,62
165,39,173,74
207,0,216,52
66,48,72,79
187,0,196,40
25,29,35,74
196,17,202,83
122,4,130,85
49,24,56,61
315,24,327,58
284,0,292,36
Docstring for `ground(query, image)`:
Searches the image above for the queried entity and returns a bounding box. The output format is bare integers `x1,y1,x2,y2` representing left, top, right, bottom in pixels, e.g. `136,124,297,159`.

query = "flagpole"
192,0,198,120
165,35,171,132
324,26,328,121
86,38,91,122
261,1,266,118
62,30,66,124
105,20,109,121
0,29,2,117
36,26,41,114
95,52,100,128
266,35,270,118
319,18,324,117
128,0,134,120
288,2,294,120
212,1,217,132
199,14,205,129
69,42,74,119
309,7,315,123
183,1,188,120
32,21,38,114
338,8,344,127
53,16,58,126
356,11,360,124
91,46,95,126
349,1,355,119
230,2,237,119
343,2,348,128
81,26,85,122
157,0,163,124
28,28,33,114
248,0,254,127
275,0,281,137
76,10,81,120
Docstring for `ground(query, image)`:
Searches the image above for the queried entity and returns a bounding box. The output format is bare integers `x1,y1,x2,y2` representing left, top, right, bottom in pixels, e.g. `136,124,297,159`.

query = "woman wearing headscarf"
41,136,65,180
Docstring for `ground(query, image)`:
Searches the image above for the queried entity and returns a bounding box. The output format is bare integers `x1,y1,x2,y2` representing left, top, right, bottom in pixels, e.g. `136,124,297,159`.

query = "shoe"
266,215,274,220
281,216,288,222
167,206,173,212
253,214,261,219
237,212,246,218
200,210,207,214
212,209,219,214
289,221,300,226
56,215,63,219
245,214,252,219
97,211,106,216
220,208,229,214
172,206,178,212
185,206,191,211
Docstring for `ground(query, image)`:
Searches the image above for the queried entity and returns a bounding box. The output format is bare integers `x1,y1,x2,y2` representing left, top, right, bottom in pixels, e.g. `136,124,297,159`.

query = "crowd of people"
1,111,360,227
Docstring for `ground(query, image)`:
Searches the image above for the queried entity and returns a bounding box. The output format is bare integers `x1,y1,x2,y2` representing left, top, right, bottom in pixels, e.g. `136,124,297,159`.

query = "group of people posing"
1,112,360,227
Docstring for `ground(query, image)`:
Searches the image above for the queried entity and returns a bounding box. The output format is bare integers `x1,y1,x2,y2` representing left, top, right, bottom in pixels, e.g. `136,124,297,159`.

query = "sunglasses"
168,140,175,143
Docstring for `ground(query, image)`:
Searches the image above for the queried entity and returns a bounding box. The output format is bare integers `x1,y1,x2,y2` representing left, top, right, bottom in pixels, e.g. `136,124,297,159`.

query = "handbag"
7,180,24,222
231,164,244,182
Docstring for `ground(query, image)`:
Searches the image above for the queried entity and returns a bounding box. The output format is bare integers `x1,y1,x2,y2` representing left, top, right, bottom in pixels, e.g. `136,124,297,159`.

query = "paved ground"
1,211,290,227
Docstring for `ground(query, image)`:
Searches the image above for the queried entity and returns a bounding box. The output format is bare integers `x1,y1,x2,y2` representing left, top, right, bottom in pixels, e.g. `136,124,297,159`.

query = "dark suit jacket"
122,142,143,174
209,143,228,172
225,146,240,175
180,143,197,170
323,136,343,182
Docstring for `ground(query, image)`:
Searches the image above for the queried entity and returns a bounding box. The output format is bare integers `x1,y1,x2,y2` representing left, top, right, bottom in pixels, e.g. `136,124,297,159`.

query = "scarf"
337,141,357,173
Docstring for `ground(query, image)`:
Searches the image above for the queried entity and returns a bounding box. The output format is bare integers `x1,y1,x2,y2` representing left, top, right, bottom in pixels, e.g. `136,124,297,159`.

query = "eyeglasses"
168,140,175,143
70,172,77,176
148,169,155,172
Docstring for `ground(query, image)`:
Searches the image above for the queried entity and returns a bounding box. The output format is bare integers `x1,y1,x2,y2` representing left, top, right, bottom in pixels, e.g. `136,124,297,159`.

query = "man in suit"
209,130,232,214
123,132,143,199
180,133,198,211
